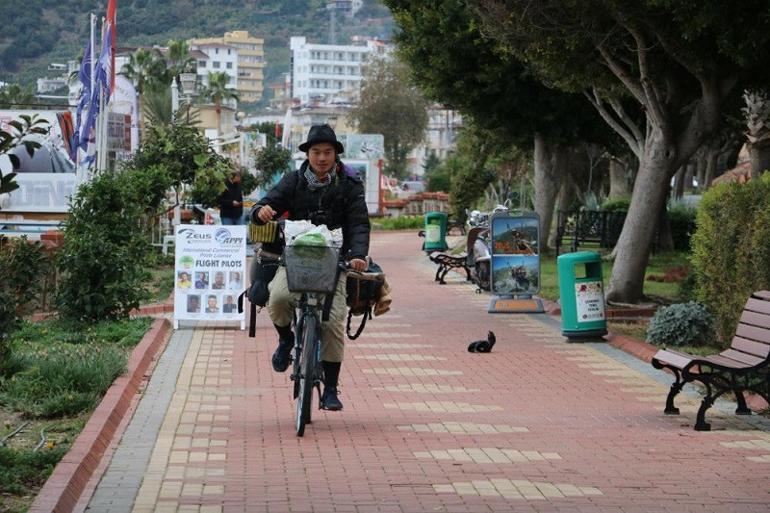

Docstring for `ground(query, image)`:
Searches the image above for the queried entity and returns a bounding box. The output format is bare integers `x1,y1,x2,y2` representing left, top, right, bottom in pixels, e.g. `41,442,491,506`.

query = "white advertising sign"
173,225,247,329
0,109,77,212
575,281,606,322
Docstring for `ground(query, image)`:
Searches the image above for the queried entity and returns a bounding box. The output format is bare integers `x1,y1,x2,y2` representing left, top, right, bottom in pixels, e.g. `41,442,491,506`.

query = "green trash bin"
424,212,448,252
557,251,608,338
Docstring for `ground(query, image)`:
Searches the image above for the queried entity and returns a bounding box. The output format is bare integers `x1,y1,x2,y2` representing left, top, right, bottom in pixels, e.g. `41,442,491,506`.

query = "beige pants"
267,266,348,362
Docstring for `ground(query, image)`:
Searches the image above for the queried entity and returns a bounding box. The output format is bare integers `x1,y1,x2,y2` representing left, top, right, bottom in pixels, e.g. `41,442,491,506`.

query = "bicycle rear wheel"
295,314,318,437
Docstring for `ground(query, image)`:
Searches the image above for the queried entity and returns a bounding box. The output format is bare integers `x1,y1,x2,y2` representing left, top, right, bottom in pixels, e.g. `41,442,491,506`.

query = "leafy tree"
0,84,37,108
348,56,429,179
475,0,770,302
200,72,239,137
253,144,292,189
384,0,611,249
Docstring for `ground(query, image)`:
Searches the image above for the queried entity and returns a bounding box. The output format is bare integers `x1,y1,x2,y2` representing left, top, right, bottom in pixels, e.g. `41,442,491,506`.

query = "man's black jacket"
251,160,370,259
219,180,243,220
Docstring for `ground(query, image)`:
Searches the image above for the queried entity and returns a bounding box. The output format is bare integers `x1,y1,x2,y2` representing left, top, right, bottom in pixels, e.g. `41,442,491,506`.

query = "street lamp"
179,73,197,96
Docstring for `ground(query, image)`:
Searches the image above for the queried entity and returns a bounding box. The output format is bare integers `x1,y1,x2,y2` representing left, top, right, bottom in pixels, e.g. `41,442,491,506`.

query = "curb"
605,332,659,363
30,300,174,322
29,317,172,513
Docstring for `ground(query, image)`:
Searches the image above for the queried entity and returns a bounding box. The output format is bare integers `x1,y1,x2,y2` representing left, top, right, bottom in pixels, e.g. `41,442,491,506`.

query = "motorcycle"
464,205,508,291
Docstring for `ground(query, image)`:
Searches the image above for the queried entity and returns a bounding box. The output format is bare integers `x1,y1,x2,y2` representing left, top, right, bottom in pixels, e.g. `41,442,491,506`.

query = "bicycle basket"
284,245,340,293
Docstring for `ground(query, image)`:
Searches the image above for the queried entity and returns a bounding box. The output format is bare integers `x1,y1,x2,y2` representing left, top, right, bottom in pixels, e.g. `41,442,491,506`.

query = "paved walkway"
87,231,770,513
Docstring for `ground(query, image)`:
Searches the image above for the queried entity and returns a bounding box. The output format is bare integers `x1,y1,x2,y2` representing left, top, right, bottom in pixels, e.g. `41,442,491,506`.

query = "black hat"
298,124,344,154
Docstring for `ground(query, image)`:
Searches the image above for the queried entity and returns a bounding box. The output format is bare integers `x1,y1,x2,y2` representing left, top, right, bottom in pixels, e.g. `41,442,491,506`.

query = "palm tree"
166,39,196,91
200,72,239,138
123,49,171,139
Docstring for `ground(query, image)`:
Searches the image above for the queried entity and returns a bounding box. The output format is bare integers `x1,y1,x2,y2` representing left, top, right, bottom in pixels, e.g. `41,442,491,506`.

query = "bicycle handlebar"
256,247,383,282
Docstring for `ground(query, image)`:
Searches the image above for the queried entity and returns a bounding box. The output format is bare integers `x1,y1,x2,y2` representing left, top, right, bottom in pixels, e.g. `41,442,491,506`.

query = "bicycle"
256,242,383,437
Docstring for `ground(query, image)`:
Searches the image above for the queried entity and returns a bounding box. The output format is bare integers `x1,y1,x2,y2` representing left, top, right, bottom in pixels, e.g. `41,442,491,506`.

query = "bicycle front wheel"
295,314,318,437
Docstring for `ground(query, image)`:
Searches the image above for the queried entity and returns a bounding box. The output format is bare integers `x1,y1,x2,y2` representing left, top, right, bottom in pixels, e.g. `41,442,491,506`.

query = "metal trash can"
557,251,607,338
424,211,448,252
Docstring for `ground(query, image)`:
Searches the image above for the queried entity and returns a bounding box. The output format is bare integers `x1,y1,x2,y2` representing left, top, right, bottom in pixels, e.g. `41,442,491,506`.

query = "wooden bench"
428,251,471,284
651,290,770,431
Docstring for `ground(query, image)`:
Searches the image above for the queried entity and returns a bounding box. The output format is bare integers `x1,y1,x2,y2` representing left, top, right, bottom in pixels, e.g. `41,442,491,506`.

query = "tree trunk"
749,140,770,179
607,127,676,303
695,153,706,191
534,133,567,252
703,148,719,190
608,159,631,199
656,192,674,252
673,166,685,199
684,162,695,193
548,175,575,249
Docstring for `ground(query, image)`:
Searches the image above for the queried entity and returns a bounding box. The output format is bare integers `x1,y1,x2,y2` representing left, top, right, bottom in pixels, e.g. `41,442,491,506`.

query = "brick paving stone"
86,232,770,513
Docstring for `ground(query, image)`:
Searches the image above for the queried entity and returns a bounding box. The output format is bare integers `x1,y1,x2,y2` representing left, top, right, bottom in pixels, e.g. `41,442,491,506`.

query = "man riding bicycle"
251,124,370,411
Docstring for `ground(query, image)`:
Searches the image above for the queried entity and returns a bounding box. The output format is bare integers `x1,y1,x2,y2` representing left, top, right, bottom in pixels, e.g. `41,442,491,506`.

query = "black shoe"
271,338,294,372
320,387,343,411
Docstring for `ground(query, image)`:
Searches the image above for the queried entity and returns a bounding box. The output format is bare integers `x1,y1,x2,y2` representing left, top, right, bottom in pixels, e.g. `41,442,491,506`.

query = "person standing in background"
219,170,244,225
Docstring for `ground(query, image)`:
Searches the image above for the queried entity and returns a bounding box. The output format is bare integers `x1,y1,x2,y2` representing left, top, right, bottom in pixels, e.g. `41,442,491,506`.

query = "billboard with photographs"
490,212,541,296
173,225,247,328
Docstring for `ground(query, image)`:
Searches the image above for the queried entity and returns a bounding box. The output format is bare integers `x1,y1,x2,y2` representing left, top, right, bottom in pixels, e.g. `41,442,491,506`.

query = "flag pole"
97,15,108,173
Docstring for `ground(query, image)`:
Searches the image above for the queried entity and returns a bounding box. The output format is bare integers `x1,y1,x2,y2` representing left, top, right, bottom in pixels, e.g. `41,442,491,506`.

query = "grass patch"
0,317,152,510
538,250,689,302
371,215,424,230
608,321,649,340
147,264,174,303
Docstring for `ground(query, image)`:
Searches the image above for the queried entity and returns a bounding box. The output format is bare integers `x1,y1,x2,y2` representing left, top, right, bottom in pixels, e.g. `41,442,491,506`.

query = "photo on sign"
492,255,539,295
186,294,201,313
229,272,243,290
177,271,192,289
205,294,220,313
223,295,237,313
491,217,538,255
195,271,209,290
211,271,226,290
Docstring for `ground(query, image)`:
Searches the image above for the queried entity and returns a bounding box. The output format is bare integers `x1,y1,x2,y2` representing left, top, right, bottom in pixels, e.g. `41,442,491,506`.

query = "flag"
96,24,114,101
105,0,117,91
71,41,92,160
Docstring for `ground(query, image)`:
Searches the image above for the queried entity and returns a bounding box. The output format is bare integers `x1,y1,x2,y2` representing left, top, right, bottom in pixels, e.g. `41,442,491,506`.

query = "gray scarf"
304,165,335,191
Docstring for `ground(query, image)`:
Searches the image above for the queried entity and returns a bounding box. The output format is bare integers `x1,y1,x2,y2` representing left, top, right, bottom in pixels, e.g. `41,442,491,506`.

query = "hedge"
691,173,770,345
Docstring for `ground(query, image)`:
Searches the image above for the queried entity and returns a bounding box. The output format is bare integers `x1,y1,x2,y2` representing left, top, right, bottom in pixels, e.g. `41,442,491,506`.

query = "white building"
189,42,239,91
290,36,390,106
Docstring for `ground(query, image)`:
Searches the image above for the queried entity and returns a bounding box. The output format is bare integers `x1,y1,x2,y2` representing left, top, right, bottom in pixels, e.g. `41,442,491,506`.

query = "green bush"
601,197,631,212
646,302,715,347
668,202,697,251
57,172,151,322
0,237,48,340
691,174,770,344
371,215,425,230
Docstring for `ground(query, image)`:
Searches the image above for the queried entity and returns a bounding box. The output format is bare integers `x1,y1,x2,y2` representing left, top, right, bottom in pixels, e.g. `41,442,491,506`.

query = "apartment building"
190,31,265,103
290,36,390,106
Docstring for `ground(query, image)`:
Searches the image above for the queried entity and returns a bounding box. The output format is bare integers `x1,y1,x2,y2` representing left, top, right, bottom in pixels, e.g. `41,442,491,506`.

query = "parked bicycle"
256,240,383,437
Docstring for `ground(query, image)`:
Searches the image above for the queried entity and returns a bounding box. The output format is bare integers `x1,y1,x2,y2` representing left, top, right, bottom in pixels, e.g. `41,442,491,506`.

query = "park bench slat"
753,290,770,301
718,349,767,367
730,336,770,359
745,297,770,315
652,349,693,370
699,354,754,370
738,310,770,329
735,323,770,344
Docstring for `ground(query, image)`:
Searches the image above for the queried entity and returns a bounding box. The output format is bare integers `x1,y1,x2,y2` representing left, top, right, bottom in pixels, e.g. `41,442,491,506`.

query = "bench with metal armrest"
651,290,770,431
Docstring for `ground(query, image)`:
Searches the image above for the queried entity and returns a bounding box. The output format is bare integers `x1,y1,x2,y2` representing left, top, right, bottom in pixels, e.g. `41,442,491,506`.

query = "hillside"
0,0,394,105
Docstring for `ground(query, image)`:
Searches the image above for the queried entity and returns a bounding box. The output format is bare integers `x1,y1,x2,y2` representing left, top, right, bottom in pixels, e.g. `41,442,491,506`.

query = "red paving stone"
83,231,770,513
210,232,770,512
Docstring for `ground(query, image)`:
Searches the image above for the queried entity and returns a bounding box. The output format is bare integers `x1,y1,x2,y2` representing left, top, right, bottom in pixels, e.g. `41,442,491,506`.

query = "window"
198,60,206,67
227,48,232,55
213,61,221,69
214,48,219,54
226,62,233,69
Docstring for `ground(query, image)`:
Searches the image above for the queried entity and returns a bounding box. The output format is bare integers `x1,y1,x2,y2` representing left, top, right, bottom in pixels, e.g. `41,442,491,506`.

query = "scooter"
464,205,509,291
